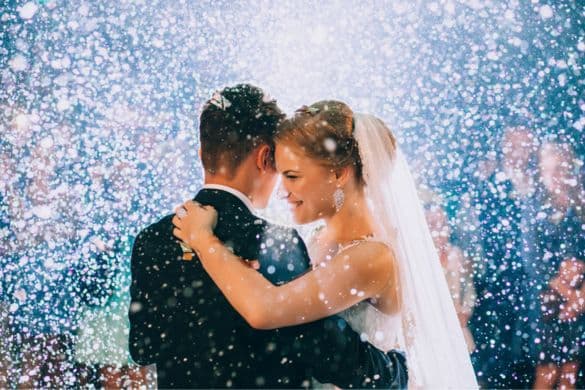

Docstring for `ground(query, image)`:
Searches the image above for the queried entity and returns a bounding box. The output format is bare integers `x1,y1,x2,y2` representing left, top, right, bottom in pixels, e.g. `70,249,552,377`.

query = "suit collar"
195,188,257,218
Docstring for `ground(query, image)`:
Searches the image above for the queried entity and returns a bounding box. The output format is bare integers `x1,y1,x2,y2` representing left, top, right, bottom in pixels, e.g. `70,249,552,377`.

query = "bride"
173,101,478,389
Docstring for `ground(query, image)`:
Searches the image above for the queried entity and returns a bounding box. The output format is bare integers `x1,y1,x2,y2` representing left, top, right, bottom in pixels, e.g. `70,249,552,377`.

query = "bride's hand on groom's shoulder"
172,200,218,251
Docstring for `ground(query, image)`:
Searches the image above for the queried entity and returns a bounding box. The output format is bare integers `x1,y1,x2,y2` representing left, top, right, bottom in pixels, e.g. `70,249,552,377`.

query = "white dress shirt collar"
201,184,256,214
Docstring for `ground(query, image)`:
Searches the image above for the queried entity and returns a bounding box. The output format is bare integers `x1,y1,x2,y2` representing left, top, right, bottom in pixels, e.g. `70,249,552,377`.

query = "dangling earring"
333,187,345,212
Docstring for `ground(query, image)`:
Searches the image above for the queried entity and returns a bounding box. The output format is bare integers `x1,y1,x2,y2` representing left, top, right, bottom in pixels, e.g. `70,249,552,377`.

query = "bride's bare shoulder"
337,240,396,270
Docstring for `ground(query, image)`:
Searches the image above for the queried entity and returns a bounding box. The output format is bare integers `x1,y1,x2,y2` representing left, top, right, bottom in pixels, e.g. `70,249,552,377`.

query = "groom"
128,84,408,388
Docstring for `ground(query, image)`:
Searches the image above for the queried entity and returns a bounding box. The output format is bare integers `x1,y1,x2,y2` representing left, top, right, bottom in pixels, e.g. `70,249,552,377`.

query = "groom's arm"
286,316,406,388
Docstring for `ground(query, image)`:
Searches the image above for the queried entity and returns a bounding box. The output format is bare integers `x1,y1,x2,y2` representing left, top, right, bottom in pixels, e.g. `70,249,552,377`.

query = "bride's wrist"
188,229,217,251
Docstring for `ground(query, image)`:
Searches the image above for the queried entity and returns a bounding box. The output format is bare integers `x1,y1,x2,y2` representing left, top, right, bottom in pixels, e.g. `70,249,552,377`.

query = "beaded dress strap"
337,236,391,252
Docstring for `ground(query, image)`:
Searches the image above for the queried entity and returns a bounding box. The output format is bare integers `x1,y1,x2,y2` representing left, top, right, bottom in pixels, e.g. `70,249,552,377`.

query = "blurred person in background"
0,302,11,388
6,140,78,388
535,257,584,389
4,138,112,388
532,141,585,389
471,125,540,387
0,146,16,387
425,203,477,353
74,159,151,387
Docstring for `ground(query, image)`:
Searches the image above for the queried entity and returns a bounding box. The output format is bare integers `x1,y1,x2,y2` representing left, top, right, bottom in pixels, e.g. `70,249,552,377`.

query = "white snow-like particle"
18,2,38,19
444,1,455,15
14,113,31,129
323,138,337,152
486,51,500,61
539,5,553,19
56,98,71,111
9,54,28,72
572,116,585,131
14,289,27,303
32,205,54,219
40,137,54,149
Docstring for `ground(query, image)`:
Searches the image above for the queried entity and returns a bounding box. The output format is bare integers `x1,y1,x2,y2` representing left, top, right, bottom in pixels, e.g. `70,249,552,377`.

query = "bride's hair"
276,101,397,187
276,100,366,185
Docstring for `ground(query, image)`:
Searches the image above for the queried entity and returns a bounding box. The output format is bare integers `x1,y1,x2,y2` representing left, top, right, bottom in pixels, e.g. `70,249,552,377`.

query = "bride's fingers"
171,215,182,228
183,200,200,212
239,259,260,270
173,227,186,242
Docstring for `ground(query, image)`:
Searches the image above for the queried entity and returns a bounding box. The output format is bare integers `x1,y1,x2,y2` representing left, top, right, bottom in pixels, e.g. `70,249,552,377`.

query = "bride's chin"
291,213,304,224
291,209,306,224
292,211,319,225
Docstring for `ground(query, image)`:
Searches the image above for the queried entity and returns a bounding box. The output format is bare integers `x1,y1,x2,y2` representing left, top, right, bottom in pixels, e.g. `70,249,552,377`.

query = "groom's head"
199,84,285,208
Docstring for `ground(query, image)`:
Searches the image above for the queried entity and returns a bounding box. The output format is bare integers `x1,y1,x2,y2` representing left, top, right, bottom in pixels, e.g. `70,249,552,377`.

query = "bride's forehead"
275,143,305,162
275,143,317,172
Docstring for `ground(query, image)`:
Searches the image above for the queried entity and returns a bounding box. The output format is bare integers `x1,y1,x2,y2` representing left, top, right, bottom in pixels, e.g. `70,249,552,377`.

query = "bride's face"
275,143,338,224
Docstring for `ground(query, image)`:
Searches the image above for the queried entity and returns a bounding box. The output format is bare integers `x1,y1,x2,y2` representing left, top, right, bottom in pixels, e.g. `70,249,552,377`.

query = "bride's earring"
333,187,344,212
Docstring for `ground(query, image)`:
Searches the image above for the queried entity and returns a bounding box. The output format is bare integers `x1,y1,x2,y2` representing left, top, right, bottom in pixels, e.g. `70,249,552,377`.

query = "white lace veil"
353,113,478,389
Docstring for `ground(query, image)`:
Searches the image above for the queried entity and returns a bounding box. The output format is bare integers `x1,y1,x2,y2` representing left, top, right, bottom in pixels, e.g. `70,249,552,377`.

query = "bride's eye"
285,175,299,180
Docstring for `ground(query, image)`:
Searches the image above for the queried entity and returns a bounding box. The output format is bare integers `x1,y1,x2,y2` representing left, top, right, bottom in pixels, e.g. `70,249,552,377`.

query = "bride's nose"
276,183,290,200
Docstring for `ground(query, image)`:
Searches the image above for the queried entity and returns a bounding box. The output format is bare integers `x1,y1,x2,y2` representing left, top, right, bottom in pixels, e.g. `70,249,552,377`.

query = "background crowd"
422,126,584,388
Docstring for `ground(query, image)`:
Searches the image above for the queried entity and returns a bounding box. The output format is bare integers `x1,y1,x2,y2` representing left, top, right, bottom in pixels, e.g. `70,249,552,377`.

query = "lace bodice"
339,300,401,352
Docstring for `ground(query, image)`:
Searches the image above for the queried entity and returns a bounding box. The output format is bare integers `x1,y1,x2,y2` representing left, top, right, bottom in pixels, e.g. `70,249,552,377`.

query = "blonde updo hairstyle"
275,100,366,186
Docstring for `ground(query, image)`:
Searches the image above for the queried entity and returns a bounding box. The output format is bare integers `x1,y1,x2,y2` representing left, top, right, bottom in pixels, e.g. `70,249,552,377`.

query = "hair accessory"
208,91,232,110
261,91,276,103
295,105,320,115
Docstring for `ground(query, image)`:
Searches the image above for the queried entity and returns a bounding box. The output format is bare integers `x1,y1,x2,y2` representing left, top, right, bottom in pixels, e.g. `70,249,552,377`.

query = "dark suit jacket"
129,188,407,388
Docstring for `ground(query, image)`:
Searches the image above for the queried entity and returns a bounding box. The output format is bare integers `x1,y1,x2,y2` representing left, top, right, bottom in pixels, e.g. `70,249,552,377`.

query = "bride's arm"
183,233,393,330
173,203,396,330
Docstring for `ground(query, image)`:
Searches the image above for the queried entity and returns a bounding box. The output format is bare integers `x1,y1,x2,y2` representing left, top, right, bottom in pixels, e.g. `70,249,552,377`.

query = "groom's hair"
199,84,285,176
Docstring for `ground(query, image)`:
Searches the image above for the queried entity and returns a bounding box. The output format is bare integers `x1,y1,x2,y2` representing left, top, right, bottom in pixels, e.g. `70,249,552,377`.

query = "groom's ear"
256,144,274,172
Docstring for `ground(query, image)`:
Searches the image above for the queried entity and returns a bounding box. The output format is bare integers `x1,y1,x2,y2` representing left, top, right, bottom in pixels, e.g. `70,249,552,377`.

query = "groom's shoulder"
134,213,176,248
258,219,301,240
252,217,308,253
141,213,174,235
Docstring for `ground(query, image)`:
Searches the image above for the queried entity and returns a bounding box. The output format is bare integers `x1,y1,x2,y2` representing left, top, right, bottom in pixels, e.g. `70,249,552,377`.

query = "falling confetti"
1,0,583,388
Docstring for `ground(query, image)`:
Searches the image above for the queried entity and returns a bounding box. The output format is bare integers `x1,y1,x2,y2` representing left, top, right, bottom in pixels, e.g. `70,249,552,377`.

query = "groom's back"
129,188,312,387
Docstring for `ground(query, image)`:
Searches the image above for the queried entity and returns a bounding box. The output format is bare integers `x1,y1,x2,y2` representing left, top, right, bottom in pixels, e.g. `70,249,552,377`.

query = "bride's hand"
172,200,218,251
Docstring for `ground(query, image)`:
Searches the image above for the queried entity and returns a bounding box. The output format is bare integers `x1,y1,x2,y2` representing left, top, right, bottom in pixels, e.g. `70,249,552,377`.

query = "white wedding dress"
340,299,402,353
